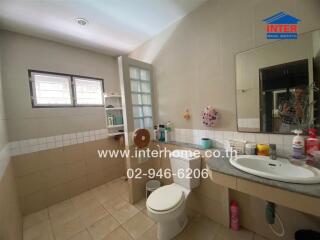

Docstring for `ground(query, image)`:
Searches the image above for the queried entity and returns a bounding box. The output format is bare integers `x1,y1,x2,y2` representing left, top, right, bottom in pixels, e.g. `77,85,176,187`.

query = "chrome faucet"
269,144,277,160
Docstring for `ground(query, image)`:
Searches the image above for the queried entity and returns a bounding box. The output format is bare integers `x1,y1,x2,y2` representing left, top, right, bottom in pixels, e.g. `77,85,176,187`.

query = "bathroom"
0,0,319,240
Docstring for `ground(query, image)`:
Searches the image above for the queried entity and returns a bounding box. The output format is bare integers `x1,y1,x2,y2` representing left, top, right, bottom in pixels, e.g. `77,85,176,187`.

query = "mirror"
236,29,320,134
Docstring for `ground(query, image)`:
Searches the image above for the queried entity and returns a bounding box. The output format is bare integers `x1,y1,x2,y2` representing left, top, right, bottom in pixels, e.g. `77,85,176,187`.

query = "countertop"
206,152,320,198
154,140,320,198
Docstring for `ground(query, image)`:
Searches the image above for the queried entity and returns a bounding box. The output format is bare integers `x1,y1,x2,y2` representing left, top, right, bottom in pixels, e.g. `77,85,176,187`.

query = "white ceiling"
0,0,207,56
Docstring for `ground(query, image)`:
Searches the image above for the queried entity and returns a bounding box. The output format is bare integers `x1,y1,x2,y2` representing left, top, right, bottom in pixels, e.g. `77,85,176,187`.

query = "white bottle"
292,129,305,159
153,126,158,141
164,129,169,142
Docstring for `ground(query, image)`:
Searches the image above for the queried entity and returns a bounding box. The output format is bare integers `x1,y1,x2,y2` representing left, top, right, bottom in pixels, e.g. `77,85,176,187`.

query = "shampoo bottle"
292,129,305,159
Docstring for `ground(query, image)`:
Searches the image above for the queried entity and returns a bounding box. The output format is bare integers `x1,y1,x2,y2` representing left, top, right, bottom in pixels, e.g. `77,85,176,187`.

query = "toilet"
146,150,201,240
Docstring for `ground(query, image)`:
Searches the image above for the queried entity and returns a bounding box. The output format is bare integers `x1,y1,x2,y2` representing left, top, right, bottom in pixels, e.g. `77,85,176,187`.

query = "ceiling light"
75,18,88,26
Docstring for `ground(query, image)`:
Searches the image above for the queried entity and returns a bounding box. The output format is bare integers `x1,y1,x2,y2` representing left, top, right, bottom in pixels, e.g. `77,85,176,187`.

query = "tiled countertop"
206,152,320,198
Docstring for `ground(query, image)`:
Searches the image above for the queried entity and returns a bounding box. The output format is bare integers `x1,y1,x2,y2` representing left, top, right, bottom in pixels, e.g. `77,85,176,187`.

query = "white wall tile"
234,132,244,141
243,133,256,142
269,134,283,145
223,131,234,141
256,134,269,144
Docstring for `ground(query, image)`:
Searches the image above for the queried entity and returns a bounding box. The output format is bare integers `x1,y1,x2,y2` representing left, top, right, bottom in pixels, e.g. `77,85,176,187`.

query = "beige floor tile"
254,234,269,240
23,220,53,240
69,230,93,240
138,224,157,240
102,195,127,211
50,203,79,226
176,221,215,240
107,179,128,196
103,196,139,224
122,212,154,239
133,198,146,210
79,205,109,227
25,231,55,240
52,217,85,240
49,200,76,218
103,227,133,240
191,216,221,236
23,208,49,231
88,215,120,240
120,191,130,201
92,184,120,203
72,192,101,211
215,226,254,240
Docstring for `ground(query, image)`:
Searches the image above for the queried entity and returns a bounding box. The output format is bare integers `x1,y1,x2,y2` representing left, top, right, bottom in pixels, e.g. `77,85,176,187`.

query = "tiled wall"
172,128,293,155
9,128,109,156
12,137,126,215
0,161,22,240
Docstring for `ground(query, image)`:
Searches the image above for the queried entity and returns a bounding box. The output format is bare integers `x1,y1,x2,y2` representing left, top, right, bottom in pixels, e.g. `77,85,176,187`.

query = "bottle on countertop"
164,121,173,142
292,129,305,159
153,125,159,141
305,128,320,164
158,124,165,142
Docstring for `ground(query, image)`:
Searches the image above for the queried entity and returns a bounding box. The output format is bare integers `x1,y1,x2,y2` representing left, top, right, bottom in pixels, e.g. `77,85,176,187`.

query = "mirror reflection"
236,29,320,134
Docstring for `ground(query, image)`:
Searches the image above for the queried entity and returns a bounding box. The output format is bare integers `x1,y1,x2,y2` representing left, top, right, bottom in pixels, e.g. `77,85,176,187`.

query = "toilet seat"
147,185,184,212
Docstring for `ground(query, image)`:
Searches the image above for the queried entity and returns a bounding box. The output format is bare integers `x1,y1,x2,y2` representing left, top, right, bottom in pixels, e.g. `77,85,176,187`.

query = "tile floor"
23,177,268,240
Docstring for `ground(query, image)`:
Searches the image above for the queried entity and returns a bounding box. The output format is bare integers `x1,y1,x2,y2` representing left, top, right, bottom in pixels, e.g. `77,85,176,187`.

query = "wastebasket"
146,180,161,198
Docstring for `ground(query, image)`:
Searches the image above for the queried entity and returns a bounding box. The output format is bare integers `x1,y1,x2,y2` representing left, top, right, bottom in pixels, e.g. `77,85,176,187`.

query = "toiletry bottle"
164,121,172,142
292,129,305,159
158,124,165,141
230,201,239,231
305,128,319,164
257,144,269,156
153,125,158,141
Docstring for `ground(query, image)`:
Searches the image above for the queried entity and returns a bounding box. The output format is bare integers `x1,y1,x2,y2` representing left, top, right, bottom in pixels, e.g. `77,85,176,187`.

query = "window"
29,70,104,107
74,77,103,106
129,66,153,129
30,72,73,106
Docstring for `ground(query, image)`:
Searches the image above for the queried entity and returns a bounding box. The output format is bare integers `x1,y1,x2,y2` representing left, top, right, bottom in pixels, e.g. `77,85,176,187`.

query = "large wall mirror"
236,29,320,134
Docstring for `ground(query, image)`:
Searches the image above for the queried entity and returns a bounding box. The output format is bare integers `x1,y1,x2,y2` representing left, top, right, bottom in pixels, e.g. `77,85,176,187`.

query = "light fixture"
75,18,88,26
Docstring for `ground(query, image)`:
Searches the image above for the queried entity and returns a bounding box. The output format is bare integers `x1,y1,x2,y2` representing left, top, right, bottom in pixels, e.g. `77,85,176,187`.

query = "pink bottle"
230,201,240,231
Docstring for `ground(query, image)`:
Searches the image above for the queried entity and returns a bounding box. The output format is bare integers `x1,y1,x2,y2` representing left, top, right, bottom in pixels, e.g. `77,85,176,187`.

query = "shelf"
107,124,124,129
108,132,124,136
105,107,122,110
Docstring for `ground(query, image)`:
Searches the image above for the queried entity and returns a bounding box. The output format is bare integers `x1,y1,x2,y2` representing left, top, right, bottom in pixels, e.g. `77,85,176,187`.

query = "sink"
229,155,320,184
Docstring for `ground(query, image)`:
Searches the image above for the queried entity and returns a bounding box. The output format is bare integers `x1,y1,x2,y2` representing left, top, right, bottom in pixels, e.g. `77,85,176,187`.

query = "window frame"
28,69,105,108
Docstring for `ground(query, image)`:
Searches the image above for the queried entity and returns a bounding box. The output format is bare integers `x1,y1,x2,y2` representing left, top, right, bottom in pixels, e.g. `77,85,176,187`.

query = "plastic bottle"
305,128,319,155
153,125,158,141
292,129,305,159
164,121,173,142
158,124,165,141
305,128,319,164
230,201,240,231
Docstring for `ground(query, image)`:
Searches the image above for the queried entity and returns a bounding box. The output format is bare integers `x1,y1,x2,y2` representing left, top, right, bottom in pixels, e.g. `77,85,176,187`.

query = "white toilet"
146,150,201,240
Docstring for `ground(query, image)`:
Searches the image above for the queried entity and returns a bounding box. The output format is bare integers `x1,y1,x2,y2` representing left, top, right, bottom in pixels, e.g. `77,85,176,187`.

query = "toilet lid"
147,185,184,212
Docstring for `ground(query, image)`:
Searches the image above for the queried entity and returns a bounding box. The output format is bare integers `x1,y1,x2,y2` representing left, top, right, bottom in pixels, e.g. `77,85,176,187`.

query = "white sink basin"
229,155,320,184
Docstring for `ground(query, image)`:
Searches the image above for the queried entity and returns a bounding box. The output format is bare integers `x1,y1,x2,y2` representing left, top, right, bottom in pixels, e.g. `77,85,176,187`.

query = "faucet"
269,144,277,160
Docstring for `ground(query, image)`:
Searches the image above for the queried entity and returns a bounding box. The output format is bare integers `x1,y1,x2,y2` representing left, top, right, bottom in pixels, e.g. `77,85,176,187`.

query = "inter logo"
263,12,301,40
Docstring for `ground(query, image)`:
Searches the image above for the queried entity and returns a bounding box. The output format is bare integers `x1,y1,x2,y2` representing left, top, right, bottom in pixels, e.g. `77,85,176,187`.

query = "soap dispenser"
292,129,305,159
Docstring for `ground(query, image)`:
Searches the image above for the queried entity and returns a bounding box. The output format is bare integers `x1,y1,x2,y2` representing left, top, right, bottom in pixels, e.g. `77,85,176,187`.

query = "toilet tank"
170,150,201,189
